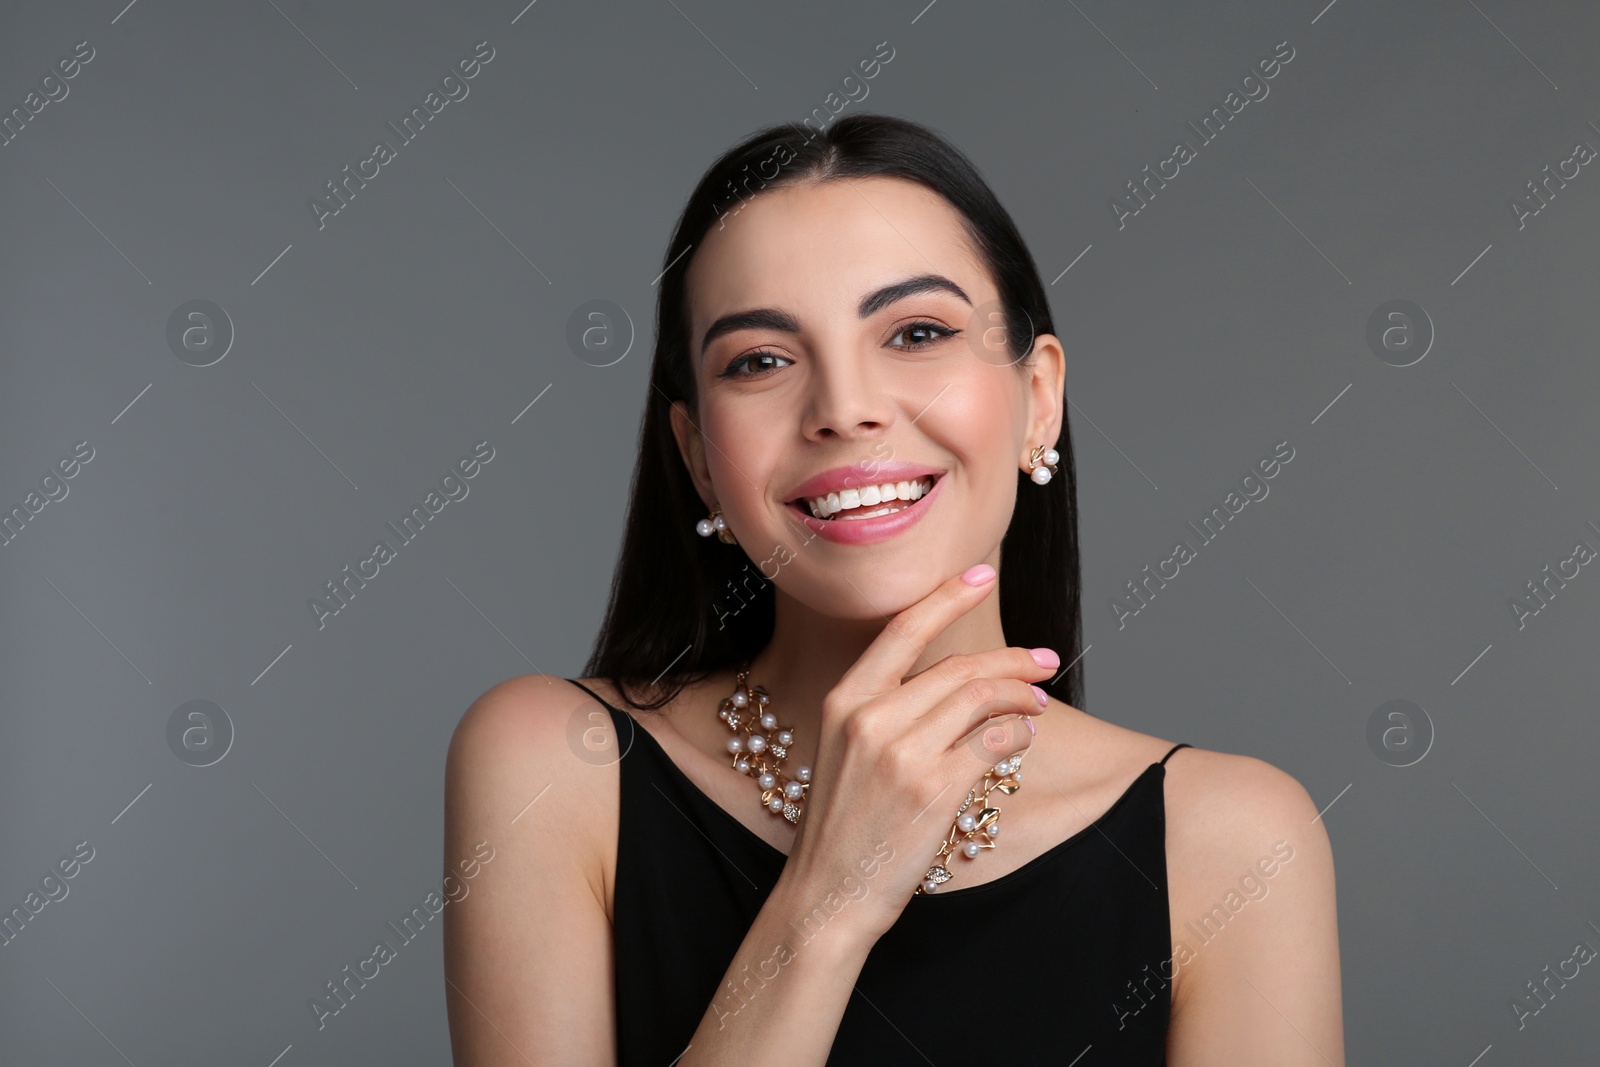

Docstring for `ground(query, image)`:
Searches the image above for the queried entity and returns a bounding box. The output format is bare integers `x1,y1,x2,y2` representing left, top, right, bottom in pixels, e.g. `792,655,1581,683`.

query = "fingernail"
1029,648,1060,669
961,564,996,586
1024,715,1037,736
1030,684,1049,707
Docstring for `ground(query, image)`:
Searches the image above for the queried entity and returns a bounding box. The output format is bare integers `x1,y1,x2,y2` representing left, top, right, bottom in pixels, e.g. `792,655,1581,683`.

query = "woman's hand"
775,562,1060,945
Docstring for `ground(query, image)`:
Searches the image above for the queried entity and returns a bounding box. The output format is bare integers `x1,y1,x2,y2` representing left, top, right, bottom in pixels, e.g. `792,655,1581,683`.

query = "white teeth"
803,476,935,520
839,505,899,521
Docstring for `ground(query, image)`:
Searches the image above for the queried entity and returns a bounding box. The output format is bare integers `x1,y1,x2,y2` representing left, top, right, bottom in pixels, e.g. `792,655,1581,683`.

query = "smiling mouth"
789,474,941,521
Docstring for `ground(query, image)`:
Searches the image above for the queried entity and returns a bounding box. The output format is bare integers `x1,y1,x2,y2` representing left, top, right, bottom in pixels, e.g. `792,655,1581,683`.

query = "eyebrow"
698,273,973,356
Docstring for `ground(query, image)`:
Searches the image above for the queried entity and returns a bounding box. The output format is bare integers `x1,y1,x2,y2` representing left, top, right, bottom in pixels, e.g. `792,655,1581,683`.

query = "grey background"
2,0,1597,1063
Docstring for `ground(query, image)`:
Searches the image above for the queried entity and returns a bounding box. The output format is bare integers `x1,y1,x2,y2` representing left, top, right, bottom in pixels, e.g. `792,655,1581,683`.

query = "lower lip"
784,477,945,546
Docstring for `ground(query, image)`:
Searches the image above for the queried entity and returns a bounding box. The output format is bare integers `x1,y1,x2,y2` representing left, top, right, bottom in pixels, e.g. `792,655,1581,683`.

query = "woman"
443,114,1343,1064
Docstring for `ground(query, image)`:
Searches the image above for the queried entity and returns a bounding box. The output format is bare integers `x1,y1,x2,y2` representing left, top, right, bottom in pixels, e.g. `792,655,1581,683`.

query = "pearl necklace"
717,664,1030,895
717,668,812,823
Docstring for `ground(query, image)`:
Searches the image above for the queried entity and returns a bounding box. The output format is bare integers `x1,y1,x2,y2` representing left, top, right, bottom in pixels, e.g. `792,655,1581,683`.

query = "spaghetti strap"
1159,742,1191,765
564,677,617,710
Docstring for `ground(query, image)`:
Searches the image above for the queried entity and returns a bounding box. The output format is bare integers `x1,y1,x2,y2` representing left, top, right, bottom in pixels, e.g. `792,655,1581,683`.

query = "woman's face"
672,175,1065,620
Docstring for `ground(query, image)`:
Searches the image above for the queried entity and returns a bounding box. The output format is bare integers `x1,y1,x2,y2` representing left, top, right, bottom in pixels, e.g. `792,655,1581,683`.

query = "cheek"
701,407,783,509
937,380,1025,526
937,376,1024,471
970,463,1021,537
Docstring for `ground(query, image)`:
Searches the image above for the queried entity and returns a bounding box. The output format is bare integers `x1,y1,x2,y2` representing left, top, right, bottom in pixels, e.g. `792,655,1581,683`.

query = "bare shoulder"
1048,711,1324,846
450,673,590,759
442,674,623,1062
1153,743,1344,1060
449,676,572,813
446,672,621,850
1157,743,1332,931
1159,745,1327,857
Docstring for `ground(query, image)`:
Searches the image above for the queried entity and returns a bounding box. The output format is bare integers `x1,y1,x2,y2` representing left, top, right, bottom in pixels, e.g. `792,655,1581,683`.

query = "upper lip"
784,461,946,503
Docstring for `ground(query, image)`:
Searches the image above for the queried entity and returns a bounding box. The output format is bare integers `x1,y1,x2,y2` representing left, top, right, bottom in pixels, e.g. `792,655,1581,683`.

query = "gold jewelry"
718,665,809,823
695,503,738,544
716,662,1031,894
916,749,1026,894
1027,444,1060,486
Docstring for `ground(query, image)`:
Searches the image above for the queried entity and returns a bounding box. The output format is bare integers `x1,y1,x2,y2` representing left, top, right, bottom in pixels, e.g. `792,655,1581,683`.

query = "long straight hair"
582,113,1085,714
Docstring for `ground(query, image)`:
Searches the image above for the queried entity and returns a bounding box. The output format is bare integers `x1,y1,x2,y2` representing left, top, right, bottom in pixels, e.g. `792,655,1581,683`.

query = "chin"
783,563,954,622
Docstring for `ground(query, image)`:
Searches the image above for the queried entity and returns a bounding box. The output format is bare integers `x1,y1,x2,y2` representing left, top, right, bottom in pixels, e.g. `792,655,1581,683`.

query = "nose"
797,348,897,442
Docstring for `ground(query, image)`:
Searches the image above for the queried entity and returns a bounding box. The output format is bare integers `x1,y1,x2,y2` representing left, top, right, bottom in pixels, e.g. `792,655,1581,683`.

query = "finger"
911,676,1043,756
954,711,1036,775
901,647,1059,719
919,713,1034,835
836,563,999,701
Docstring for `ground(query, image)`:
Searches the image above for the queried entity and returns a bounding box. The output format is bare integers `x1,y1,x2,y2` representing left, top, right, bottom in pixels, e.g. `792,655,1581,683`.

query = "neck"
738,563,1008,754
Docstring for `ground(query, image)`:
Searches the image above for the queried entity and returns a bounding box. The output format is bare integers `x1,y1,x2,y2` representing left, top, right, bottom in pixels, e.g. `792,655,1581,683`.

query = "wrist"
765,870,888,966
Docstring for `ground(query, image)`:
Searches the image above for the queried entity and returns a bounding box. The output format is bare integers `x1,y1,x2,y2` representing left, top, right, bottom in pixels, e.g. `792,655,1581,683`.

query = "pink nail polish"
961,564,996,585
1029,648,1060,669
1024,715,1037,736
1030,684,1049,707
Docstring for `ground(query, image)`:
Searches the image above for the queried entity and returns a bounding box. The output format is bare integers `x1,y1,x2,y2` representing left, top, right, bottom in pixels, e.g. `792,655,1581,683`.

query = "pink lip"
784,473,945,546
784,461,947,502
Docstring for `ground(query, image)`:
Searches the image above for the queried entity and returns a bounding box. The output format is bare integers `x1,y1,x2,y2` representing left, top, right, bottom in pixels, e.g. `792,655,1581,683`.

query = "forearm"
679,872,878,1064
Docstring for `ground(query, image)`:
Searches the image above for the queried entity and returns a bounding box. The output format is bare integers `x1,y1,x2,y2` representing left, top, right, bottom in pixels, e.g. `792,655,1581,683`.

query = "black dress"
564,679,1189,1065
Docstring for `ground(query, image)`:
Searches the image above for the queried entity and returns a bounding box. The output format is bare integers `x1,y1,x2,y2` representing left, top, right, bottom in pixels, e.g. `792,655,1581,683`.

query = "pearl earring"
695,503,738,544
1027,444,1060,485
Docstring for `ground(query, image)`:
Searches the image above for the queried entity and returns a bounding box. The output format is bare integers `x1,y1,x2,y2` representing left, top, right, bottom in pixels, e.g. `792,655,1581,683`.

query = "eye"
719,350,793,379
889,321,961,350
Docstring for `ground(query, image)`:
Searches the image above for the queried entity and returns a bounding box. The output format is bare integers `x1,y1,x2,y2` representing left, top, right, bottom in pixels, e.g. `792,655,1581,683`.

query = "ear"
669,399,715,507
1023,333,1067,462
